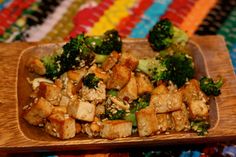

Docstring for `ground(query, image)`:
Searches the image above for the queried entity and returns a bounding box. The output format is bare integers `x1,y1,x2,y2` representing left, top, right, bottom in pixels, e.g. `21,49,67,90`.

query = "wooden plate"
0,36,236,152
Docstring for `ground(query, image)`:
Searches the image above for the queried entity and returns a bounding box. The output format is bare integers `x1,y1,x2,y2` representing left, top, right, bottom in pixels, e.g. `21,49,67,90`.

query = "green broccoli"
106,109,126,120
107,89,118,97
200,76,223,96
60,34,95,72
137,57,166,77
40,29,122,79
40,34,95,79
148,19,188,51
41,54,60,79
137,53,194,87
124,94,151,126
159,44,190,57
190,120,210,136
162,53,194,87
130,93,151,112
83,73,100,89
85,29,122,55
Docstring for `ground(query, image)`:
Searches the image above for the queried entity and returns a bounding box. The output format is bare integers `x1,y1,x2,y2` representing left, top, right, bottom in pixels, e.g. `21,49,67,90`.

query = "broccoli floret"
137,53,194,87
61,34,95,72
130,93,151,113
137,58,166,77
162,53,194,87
40,30,122,79
86,29,122,55
106,109,126,120
41,54,60,79
95,54,109,63
190,120,210,136
40,34,95,79
159,44,190,57
83,73,100,89
124,94,151,126
148,19,188,51
107,89,118,97
200,76,223,96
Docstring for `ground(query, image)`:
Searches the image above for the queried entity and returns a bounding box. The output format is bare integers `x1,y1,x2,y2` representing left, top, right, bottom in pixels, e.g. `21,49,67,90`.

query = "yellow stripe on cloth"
88,0,137,36
179,0,217,36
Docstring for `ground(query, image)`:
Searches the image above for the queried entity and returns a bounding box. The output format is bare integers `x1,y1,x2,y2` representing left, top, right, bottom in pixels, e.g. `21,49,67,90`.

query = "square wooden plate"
0,36,235,152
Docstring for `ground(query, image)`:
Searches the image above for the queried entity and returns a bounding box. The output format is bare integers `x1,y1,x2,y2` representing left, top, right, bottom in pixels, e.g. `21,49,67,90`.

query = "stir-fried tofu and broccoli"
23,19,223,140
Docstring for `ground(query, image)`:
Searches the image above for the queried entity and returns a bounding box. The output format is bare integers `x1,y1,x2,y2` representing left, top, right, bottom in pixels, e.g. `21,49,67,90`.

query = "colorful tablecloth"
0,0,235,156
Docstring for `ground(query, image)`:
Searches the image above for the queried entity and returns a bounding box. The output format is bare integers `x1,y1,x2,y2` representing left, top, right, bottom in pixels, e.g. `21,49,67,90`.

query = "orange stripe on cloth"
179,0,217,36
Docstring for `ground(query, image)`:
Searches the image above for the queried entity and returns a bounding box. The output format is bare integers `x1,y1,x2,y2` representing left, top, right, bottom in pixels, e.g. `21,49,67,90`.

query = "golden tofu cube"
23,97,53,126
118,73,138,102
107,64,131,90
136,106,158,136
150,92,182,113
27,58,46,75
102,51,120,71
67,100,95,122
136,73,153,95
189,100,209,119
181,79,208,104
67,67,87,82
100,120,132,139
119,53,139,71
89,64,110,83
152,83,168,95
156,113,173,132
45,113,76,139
38,82,61,105
171,103,190,131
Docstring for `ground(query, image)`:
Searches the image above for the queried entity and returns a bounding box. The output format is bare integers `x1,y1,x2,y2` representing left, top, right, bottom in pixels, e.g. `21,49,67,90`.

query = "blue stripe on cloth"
129,0,172,38
0,0,13,10
229,44,236,73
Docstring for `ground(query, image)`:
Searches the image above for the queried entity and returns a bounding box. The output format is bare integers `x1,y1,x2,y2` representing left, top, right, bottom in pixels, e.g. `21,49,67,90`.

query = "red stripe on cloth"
161,0,197,27
69,0,115,38
0,0,35,35
116,0,154,37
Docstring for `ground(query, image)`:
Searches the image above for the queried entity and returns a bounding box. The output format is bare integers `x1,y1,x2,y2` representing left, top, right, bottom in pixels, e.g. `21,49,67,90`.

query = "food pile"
23,19,223,140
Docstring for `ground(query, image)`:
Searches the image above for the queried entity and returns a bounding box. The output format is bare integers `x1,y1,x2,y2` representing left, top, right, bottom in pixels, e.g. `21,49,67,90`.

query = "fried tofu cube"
118,73,138,102
23,97,53,126
89,64,110,83
171,103,190,131
181,79,208,104
150,92,182,113
107,64,131,90
67,100,95,122
189,100,209,119
100,120,132,139
27,58,46,75
65,80,77,97
59,95,70,107
67,67,87,82
102,51,120,71
136,106,158,136
119,53,139,71
152,83,168,95
38,82,61,105
81,81,106,104
136,73,153,95
52,106,67,114
45,113,76,139
156,113,173,133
